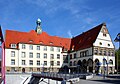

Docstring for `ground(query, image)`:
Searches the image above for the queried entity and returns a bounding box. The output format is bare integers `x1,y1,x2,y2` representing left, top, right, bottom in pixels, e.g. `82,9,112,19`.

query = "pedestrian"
61,78,66,84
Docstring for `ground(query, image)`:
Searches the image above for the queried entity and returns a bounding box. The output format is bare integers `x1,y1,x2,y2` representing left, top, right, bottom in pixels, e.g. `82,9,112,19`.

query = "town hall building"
5,19,115,74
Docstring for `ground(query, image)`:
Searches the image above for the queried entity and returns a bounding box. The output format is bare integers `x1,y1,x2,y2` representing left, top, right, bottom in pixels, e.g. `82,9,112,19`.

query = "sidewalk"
76,75,120,84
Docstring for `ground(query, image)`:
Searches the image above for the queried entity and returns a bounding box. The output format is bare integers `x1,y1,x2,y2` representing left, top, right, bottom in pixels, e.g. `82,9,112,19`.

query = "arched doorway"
82,59,87,72
87,59,93,73
22,68,25,73
94,59,101,74
63,65,69,74
77,60,82,73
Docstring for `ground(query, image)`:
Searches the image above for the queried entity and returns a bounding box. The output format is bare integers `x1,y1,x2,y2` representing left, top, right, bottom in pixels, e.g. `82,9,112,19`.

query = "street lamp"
103,58,106,79
114,33,120,74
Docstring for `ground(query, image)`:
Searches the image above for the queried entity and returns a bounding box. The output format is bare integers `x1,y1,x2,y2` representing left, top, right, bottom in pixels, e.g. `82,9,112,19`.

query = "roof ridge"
73,23,104,38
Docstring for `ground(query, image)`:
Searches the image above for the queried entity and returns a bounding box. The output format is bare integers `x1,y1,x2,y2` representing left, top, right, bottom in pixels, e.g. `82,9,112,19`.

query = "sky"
0,0,120,49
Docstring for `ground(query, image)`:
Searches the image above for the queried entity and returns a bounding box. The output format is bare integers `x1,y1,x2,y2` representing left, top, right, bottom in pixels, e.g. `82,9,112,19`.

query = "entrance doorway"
22,68,25,73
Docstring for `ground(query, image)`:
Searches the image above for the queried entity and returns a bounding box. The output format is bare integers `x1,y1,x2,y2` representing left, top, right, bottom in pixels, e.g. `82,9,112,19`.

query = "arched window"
74,61,76,66
109,59,113,65
70,61,72,66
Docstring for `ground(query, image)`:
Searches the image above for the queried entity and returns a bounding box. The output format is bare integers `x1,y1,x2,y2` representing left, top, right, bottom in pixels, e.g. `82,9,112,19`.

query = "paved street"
5,73,120,84
76,75,120,84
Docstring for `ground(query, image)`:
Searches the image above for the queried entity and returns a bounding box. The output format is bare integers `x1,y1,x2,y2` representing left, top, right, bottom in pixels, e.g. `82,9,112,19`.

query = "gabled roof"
5,30,71,50
70,23,104,51
5,23,105,51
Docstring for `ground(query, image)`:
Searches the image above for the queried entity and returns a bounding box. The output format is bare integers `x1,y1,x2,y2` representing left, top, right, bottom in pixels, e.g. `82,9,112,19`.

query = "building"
69,23,115,74
5,19,115,74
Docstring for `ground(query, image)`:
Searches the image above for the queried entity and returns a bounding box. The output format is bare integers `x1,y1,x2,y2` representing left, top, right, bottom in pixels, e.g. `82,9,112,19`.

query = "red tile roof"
70,23,104,51
5,30,71,50
5,23,104,51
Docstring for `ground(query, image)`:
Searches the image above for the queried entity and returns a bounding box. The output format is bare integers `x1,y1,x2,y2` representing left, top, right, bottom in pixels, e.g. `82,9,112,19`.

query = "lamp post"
103,58,106,79
114,33,120,74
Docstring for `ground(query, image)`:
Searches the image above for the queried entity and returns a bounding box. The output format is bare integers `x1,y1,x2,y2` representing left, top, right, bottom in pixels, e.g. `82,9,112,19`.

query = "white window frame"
11,44,17,48
22,44,26,49
11,59,15,65
37,60,40,66
29,52,33,58
37,53,40,58
29,60,33,65
29,45,33,50
44,53,47,59
37,45,40,50
21,52,26,58
11,51,15,57
22,60,26,65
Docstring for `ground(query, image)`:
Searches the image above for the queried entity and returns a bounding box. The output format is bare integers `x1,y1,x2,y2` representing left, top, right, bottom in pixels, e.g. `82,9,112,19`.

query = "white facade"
5,43,65,72
5,23,115,74
68,24,115,74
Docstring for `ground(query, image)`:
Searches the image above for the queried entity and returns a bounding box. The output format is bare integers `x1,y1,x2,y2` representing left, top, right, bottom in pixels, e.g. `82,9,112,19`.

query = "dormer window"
29,40,33,42
50,42,53,45
11,44,17,48
40,41,43,44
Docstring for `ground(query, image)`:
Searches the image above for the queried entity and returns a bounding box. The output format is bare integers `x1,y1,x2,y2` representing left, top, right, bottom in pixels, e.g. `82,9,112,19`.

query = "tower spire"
35,18,42,34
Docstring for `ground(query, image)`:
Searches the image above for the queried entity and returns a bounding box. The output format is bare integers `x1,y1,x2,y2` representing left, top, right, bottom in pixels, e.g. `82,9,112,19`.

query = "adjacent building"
5,19,115,74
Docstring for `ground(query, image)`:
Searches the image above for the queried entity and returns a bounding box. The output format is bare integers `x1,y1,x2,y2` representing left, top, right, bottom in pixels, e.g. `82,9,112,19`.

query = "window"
44,46,47,51
44,53,47,58
108,44,110,46
99,49,102,55
29,60,33,65
50,47,54,51
70,54,72,59
11,59,15,65
99,42,102,45
11,44,16,48
108,51,110,56
37,46,40,50
22,60,26,65
29,45,33,50
80,52,84,57
50,54,54,59
103,33,107,37
70,61,72,66
74,53,76,58
50,61,54,66
29,52,33,58
44,61,47,66
94,48,98,55
103,50,106,55
11,51,15,57
57,54,60,59
57,48,60,52
22,44,26,49
21,52,26,58
63,55,68,63
111,51,114,56
37,68,40,71
109,59,113,65
74,61,76,66
37,53,40,58
57,61,60,66
37,61,40,66
29,67,33,72
11,67,15,72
